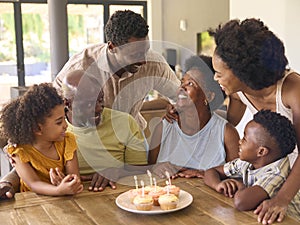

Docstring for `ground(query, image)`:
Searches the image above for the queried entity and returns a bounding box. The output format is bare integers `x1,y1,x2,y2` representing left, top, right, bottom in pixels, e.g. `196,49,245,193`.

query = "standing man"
53,10,180,130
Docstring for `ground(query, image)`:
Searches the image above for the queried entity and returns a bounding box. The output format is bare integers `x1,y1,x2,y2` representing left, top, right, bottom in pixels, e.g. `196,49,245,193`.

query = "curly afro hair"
0,83,63,145
105,10,149,46
253,110,296,157
213,18,288,90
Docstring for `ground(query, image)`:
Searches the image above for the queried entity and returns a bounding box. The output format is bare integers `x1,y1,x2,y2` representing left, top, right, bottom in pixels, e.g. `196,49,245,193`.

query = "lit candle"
166,180,170,195
141,180,145,197
147,170,153,187
134,175,138,190
153,177,157,192
165,171,171,186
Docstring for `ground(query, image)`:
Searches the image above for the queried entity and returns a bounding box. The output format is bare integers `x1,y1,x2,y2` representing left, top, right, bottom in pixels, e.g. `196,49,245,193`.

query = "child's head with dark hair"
0,83,64,145
105,10,149,46
253,110,296,158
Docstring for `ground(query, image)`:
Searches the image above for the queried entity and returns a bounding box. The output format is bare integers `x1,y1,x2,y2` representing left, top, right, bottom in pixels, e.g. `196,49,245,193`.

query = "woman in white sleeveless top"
149,55,239,178
212,18,300,224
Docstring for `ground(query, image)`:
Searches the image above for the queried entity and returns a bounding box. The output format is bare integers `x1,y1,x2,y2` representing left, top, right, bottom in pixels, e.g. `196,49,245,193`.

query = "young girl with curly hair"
0,83,83,196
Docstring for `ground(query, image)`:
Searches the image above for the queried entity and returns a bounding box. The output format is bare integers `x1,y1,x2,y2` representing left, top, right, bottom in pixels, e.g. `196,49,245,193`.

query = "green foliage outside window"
0,13,87,62
0,13,49,62
0,14,15,61
68,14,85,56
68,14,84,36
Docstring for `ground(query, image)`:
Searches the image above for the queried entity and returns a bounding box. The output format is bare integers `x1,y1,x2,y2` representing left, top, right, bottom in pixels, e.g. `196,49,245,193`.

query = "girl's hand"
57,174,83,195
49,167,65,186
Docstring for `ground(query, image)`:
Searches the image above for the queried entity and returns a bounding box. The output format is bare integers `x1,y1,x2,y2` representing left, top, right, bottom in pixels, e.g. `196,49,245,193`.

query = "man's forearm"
1,168,20,192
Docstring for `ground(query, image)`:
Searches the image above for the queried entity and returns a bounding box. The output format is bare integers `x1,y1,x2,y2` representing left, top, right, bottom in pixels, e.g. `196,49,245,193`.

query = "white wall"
148,0,229,67
230,0,300,72
147,0,163,41
147,0,300,71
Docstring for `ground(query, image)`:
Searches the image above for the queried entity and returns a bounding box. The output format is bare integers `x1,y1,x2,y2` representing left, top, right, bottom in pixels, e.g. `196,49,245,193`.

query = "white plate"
115,190,193,215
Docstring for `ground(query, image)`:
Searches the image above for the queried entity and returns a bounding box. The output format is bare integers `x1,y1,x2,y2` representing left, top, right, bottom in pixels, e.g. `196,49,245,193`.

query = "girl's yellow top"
7,132,77,192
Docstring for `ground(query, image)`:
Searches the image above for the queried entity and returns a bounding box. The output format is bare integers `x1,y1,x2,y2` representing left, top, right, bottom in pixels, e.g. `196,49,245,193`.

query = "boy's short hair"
253,110,296,157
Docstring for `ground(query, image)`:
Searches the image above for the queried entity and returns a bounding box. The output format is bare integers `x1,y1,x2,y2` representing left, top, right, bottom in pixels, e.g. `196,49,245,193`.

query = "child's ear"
34,124,43,136
257,146,269,157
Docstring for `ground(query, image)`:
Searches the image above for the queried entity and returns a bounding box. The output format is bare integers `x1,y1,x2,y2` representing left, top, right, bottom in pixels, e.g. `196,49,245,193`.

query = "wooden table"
0,176,299,225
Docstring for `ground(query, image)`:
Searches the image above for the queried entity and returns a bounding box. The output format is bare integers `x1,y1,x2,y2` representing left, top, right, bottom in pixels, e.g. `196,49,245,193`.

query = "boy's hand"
216,179,245,198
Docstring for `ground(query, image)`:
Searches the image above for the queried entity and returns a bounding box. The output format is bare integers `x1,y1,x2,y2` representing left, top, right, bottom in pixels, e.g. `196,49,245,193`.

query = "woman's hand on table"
152,162,183,179
176,169,204,178
254,197,288,224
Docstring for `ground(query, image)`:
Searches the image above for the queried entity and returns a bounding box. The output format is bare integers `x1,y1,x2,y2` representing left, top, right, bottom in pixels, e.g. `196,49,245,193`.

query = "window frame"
0,0,147,87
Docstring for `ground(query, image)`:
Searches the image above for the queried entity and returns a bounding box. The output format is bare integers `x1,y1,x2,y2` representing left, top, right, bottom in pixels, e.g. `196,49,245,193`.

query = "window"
67,4,104,55
109,4,144,17
197,30,216,56
0,0,147,105
0,2,17,105
21,3,51,83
